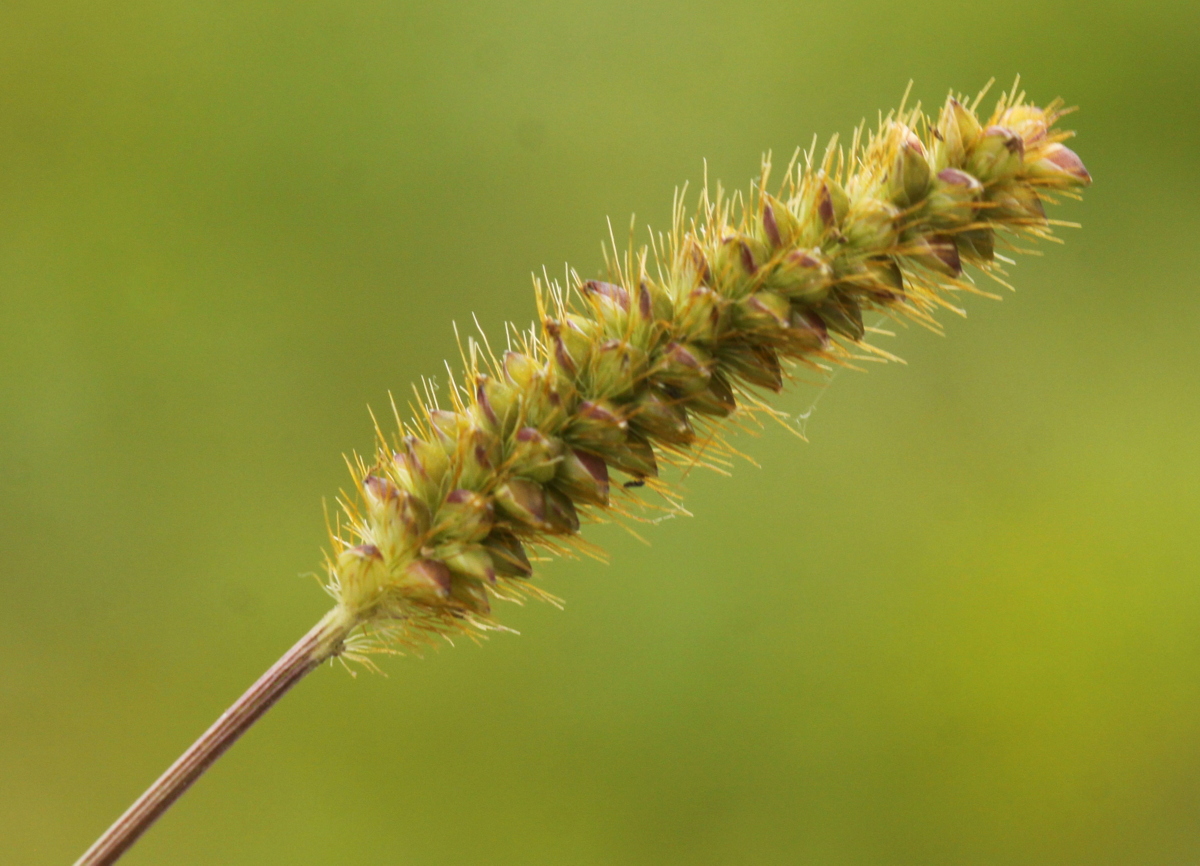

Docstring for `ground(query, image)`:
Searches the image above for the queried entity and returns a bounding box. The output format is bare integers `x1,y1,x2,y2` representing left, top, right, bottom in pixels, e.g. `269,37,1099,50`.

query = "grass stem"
74,606,354,866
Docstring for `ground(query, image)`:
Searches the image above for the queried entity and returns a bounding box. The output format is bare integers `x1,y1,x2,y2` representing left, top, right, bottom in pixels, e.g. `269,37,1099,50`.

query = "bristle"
325,85,1090,657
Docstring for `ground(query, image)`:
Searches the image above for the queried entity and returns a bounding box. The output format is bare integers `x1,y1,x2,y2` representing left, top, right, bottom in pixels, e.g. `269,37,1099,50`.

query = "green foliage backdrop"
1,1,1198,863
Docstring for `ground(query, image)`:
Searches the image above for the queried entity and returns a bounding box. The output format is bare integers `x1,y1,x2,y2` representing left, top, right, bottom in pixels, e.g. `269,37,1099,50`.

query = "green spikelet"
326,82,1091,659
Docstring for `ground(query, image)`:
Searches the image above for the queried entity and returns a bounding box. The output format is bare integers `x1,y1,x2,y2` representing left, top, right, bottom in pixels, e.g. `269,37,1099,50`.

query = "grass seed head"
326,81,1091,656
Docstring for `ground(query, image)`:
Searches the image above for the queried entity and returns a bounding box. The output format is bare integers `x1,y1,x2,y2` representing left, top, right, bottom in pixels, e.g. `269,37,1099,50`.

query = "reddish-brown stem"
74,606,355,866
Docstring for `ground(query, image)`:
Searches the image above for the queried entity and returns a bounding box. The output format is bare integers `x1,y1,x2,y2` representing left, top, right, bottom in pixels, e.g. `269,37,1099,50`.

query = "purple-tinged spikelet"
325,82,1090,657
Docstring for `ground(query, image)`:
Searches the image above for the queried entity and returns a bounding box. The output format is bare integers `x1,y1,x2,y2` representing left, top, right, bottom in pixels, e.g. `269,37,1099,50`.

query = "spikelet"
324,81,1090,658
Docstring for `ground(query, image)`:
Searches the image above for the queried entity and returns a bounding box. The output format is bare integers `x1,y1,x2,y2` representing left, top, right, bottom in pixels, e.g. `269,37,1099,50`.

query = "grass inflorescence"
322,79,1091,662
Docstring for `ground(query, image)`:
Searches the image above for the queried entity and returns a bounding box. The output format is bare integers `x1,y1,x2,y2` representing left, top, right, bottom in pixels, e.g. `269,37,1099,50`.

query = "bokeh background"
2,1,1198,863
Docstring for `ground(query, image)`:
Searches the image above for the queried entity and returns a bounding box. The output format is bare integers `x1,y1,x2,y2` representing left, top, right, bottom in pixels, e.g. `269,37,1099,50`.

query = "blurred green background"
2,1,1198,863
